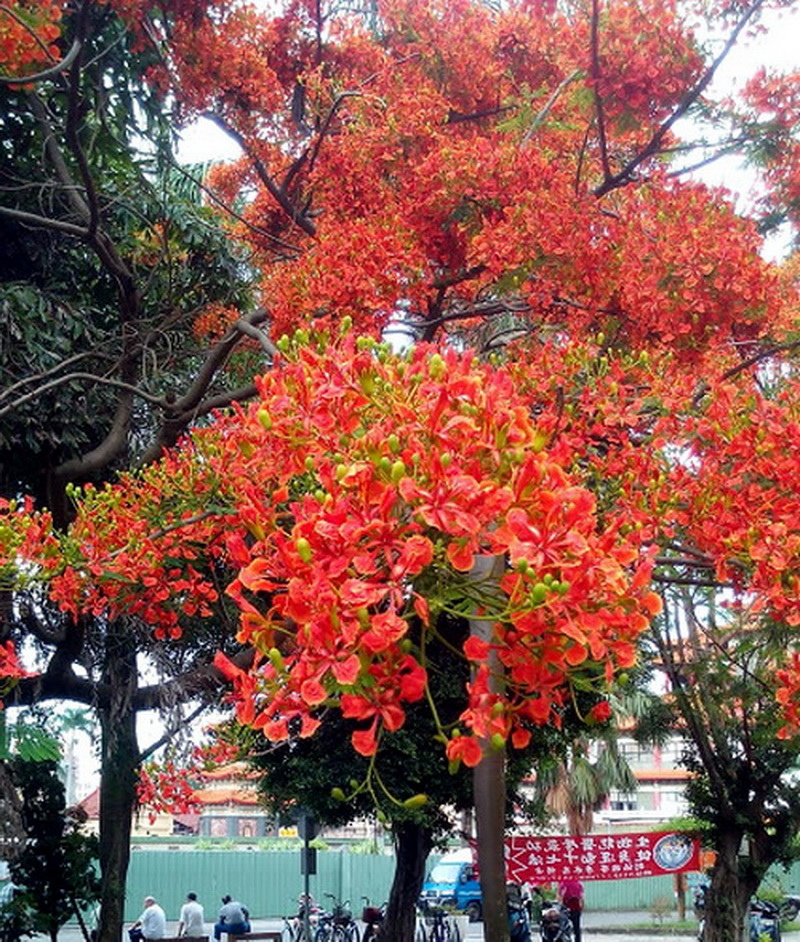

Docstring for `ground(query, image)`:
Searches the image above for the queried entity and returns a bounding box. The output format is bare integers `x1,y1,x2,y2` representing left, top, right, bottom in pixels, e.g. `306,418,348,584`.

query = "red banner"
505,831,700,884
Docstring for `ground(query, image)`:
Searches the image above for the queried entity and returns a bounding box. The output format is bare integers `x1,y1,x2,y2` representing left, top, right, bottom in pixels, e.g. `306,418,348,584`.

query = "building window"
608,789,638,811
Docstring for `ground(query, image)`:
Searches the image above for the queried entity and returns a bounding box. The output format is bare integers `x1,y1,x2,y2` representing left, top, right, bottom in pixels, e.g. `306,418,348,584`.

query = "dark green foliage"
638,589,800,939
1,6,259,933
0,718,61,764
0,1,256,513
5,759,100,942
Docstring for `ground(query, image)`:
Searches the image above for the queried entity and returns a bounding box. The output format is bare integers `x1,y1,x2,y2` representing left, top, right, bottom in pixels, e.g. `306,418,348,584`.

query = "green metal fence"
117,848,800,923
123,849,689,922
125,850,396,922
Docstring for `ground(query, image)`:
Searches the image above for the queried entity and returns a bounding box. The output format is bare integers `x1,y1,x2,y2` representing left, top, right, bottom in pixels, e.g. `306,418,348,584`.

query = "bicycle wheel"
314,925,332,942
414,921,426,942
281,921,295,942
780,900,800,923
345,923,360,942
428,921,443,942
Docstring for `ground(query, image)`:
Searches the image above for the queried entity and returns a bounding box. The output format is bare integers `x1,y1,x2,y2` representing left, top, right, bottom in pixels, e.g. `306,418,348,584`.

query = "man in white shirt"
178,893,205,938
129,895,167,941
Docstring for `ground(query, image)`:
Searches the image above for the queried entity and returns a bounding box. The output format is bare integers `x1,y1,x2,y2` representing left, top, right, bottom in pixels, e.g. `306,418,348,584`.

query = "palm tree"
533,689,653,835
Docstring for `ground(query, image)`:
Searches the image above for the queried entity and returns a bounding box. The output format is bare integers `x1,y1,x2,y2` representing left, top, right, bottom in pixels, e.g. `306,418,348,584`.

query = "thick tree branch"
234,316,278,355
54,387,135,482
448,104,512,125
0,203,88,237
134,645,257,712
655,555,715,569
652,574,725,587
204,112,317,236
65,14,103,238
173,382,258,423
305,90,361,177
6,666,99,709
27,90,92,224
589,0,612,182
3,615,256,721
137,310,271,465
172,309,270,413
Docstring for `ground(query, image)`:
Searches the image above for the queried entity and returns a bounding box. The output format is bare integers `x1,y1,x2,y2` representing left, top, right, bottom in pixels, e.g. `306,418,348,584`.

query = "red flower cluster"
137,760,202,823
199,336,661,761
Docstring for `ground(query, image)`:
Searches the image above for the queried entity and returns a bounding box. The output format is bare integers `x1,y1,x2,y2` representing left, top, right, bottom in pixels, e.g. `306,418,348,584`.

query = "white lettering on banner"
505,830,700,884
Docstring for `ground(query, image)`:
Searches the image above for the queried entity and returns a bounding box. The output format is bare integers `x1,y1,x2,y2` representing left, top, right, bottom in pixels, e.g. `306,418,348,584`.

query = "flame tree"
2,0,800,939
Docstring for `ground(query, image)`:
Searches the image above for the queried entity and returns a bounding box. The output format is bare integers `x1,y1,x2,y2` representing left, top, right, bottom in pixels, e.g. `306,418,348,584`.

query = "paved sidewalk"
36,911,800,941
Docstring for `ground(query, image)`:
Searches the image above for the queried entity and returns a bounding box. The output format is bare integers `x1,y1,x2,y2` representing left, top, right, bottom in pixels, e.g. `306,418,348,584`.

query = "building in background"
597,735,692,828
77,763,381,845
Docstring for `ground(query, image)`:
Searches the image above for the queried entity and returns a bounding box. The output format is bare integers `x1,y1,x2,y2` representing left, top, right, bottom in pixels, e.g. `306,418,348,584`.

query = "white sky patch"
177,118,243,164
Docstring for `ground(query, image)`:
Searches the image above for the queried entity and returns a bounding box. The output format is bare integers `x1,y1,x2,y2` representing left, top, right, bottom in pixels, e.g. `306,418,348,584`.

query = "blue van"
419,849,483,922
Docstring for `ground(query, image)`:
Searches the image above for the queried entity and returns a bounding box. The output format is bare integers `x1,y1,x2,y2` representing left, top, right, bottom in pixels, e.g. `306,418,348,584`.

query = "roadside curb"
587,930,694,936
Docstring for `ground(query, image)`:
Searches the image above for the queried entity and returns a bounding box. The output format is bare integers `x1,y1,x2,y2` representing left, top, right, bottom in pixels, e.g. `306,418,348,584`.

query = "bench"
229,934,282,942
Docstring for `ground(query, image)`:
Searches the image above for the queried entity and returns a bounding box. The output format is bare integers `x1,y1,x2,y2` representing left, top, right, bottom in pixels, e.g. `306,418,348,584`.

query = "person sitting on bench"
129,896,166,942
178,892,205,938
213,895,250,940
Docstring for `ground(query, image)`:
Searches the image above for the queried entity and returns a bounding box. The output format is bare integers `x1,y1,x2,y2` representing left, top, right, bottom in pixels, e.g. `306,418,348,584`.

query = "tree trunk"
469,555,509,942
702,830,757,942
474,748,508,942
383,821,434,942
96,621,140,942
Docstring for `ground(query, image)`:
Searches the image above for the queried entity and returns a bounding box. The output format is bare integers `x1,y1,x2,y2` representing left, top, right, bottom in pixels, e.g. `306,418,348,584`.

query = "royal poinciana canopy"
1,0,800,745
3,326,800,757
2,4,800,939
2,336,661,760
1,0,799,734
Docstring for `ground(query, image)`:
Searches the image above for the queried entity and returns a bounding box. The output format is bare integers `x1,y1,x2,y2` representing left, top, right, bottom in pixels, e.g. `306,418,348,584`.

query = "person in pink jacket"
557,878,584,942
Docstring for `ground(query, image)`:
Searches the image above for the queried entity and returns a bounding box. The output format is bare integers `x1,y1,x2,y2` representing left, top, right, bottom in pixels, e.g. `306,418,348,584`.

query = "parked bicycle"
283,894,321,942
416,899,462,942
314,895,360,942
360,898,386,942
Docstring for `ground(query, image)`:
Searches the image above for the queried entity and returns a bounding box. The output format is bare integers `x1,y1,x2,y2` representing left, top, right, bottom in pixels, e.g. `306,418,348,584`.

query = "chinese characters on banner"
505,831,700,884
